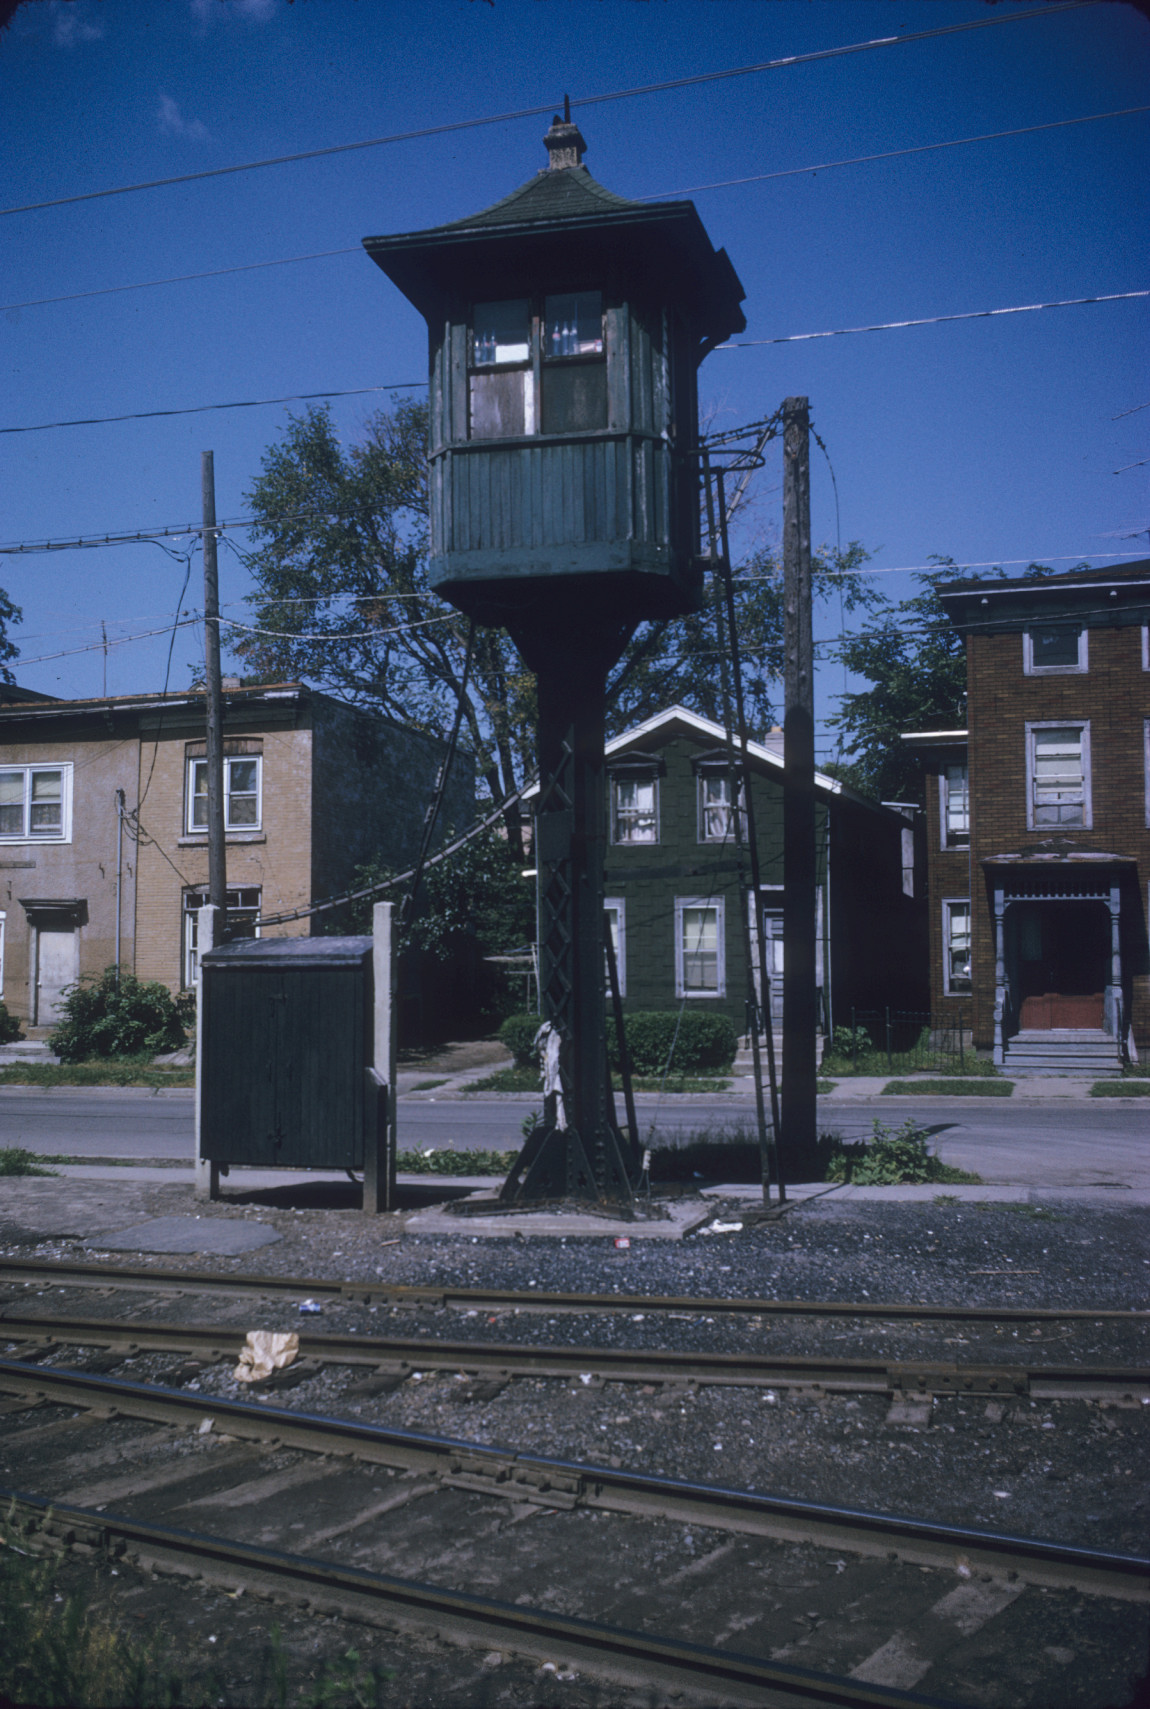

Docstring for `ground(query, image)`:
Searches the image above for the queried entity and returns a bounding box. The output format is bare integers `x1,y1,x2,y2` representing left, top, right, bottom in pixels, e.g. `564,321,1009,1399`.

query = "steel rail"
1,1489,950,1709
1,1360,1145,1603
1,1255,1144,1325
1,1311,1146,1403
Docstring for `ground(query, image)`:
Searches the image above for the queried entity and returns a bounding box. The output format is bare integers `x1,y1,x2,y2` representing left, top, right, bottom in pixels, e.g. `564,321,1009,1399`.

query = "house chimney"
543,95,586,170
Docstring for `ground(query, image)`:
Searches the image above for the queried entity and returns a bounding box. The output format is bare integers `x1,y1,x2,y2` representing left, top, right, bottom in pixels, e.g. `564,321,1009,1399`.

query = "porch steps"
1003,1029,1122,1077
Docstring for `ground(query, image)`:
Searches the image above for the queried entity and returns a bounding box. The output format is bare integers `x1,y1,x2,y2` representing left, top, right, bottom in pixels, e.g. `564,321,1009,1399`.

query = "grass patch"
1090,1080,1150,1097
882,1078,1014,1097
0,1147,57,1177
463,1067,734,1095
462,1066,539,1094
0,1059,194,1089
409,1078,448,1092
817,1079,838,1094
397,1148,517,1175
821,1051,999,1079
826,1119,982,1185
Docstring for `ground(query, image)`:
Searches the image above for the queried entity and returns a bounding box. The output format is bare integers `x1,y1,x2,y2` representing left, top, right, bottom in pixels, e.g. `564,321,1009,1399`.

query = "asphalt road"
1,1088,1147,1189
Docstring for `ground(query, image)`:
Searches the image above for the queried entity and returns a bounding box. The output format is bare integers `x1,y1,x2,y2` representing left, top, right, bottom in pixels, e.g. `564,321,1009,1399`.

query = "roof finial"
543,101,586,171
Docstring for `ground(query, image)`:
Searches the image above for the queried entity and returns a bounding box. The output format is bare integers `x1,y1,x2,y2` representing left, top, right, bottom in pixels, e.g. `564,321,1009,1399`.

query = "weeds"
0,1147,56,1177
881,1078,1013,1097
1090,1080,1150,1097
825,1119,982,1185
397,1148,517,1175
0,1060,194,1089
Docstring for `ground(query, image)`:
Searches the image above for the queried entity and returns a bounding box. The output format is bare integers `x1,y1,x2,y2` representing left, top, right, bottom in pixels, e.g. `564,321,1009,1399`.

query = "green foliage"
49,969,189,1063
830,1023,872,1058
499,1011,541,1067
1091,1080,1150,1097
0,1147,55,1176
825,1119,982,1184
0,1060,194,1088
828,559,1069,804
610,1010,738,1076
0,1000,23,1044
397,1147,516,1175
0,584,20,685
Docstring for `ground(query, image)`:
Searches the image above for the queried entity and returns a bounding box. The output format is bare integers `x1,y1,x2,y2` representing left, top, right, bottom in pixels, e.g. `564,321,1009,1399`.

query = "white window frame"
610,772,659,845
1143,626,1149,671
1026,721,1091,830
0,762,73,844
696,767,747,844
942,898,972,995
939,762,969,850
1023,625,1088,675
604,897,626,998
182,886,262,987
675,896,725,999
0,910,5,998
1145,719,1150,829
185,755,263,835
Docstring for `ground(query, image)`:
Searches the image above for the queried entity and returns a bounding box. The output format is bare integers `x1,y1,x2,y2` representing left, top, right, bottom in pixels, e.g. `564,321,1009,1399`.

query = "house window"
676,897,724,998
611,773,658,844
0,764,71,842
604,897,626,997
470,298,533,440
182,887,261,987
0,910,5,998
940,763,969,849
1145,720,1150,829
469,291,607,440
1143,627,1149,671
186,756,262,834
1023,625,1087,674
697,769,746,843
942,899,972,994
901,827,915,898
1027,723,1090,829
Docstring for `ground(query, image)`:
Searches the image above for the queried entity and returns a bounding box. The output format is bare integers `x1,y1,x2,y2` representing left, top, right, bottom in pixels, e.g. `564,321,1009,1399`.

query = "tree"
0,584,20,684
828,560,1069,803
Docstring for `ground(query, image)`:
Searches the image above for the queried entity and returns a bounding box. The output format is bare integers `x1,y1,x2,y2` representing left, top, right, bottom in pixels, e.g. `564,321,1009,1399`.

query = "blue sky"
2,0,1147,760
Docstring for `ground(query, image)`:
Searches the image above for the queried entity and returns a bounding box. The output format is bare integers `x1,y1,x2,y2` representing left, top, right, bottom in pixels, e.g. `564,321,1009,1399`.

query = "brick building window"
186,755,262,834
604,898,626,997
942,900,972,994
611,772,658,844
1027,723,1090,829
0,763,71,842
182,887,261,987
1145,720,1150,828
939,762,969,849
675,898,724,998
1023,625,1087,674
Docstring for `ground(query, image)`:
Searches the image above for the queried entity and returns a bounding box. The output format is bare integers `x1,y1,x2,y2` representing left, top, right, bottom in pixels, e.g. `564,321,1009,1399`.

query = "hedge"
500,1008,737,1076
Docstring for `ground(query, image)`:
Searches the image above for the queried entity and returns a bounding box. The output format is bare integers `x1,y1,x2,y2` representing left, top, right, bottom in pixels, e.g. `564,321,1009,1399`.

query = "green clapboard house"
578,706,928,1045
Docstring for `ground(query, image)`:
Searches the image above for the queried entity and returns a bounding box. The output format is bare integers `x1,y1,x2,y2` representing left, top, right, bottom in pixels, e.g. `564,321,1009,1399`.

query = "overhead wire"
719,289,1149,348
0,381,426,437
1,2,1092,220
6,103,1144,317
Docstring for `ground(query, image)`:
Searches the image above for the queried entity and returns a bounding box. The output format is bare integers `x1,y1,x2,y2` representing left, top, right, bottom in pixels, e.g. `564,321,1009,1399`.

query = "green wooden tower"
365,110,745,1209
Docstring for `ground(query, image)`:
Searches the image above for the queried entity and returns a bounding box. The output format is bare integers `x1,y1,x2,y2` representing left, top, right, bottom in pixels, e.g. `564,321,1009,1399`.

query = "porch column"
1105,884,1122,1039
992,887,1006,1067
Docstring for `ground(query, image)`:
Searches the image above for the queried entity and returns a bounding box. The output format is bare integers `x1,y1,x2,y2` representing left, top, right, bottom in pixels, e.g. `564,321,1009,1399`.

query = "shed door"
36,928,78,1025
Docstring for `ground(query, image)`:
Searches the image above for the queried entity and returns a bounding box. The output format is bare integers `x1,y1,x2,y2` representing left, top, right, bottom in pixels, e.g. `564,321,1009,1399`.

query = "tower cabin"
363,110,746,630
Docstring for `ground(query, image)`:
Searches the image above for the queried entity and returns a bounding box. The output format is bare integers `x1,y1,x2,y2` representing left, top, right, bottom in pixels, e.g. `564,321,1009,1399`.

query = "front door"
36,928,78,1025
1015,901,1108,1029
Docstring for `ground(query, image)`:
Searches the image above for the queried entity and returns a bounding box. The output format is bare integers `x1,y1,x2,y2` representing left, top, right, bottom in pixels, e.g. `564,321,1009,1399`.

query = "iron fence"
829,1008,970,1074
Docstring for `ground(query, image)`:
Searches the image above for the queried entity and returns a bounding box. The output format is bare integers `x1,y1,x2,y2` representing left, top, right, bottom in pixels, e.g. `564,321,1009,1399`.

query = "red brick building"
904,560,1150,1073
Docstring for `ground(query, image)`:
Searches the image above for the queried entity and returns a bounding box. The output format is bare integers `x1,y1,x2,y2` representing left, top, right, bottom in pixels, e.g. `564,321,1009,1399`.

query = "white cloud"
51,2,105,47
157,94,210,142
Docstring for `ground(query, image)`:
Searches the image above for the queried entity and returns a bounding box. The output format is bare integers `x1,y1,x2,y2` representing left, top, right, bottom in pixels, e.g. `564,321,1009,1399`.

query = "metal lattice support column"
499,623,637,1209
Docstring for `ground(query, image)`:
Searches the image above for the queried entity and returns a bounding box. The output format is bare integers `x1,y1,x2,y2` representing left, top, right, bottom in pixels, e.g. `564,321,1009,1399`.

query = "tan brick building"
905,560,1150,1071
0,683,473,1026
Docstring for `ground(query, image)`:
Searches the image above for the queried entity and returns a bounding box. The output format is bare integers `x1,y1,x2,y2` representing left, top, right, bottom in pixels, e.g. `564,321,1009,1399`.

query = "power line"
15,619,199,670
647,104,1150,202
0,382,425,438
719,289,1148,347
7,102,1143,318
0,2,1094,220
217,613,453,643
4,287,1143,440
738,553,1134,578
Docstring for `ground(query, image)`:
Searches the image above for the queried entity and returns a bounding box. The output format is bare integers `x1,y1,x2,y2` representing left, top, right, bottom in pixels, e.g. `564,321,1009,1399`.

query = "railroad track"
2,1310,1147,1406
2,1253,1146,1325
2,1362,1147,1707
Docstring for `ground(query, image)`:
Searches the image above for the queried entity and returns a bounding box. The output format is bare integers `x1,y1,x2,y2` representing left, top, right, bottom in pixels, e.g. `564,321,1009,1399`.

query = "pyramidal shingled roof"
431,163,651,234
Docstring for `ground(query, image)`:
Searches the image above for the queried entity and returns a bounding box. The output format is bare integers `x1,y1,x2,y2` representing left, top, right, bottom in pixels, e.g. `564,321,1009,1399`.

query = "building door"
35,927,78,1025
759,909,784,1025
1015,900,1108,1029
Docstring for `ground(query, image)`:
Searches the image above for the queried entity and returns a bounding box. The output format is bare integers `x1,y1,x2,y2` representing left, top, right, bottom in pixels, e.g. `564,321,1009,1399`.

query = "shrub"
499,1011,542,1067
830,1023,873,1059
825,1118,981,1185
610,1010,738,1077
50,968,189,1063
0,1001,23,1044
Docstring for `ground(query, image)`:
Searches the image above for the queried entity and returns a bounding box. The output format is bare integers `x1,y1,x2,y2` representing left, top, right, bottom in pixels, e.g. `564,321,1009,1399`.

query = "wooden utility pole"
201,451,227,915
781,397,819,1182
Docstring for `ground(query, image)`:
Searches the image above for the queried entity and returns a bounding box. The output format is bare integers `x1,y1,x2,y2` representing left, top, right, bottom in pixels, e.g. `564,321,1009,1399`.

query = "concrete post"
365,901,397,1213
193,903,220,1200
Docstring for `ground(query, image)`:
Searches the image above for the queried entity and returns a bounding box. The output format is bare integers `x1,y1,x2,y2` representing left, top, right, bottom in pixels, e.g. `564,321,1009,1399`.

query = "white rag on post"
534,1020,567,1130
